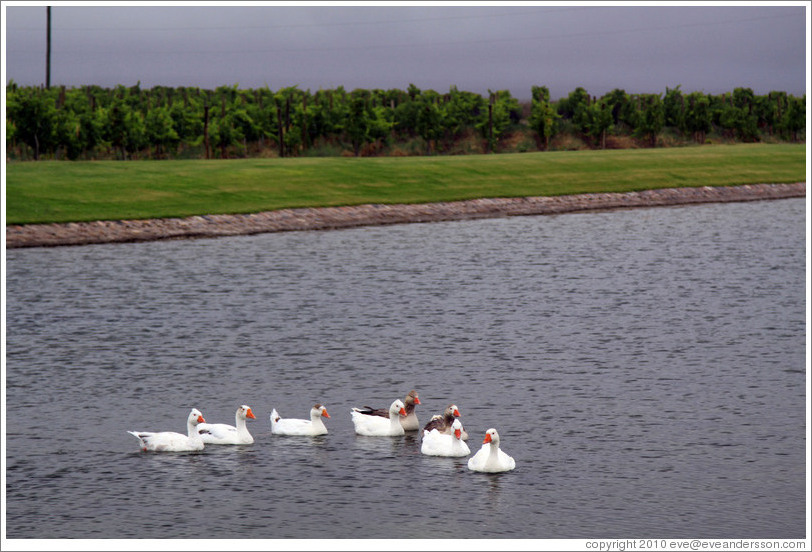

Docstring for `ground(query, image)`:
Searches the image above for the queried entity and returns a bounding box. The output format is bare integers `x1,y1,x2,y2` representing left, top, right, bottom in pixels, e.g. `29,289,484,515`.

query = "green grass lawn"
5,143,806,225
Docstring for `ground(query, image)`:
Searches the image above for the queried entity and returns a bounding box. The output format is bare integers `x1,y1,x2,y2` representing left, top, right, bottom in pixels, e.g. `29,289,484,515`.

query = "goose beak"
246,409,256,419
414,397,420,404
197,415,206,423
453,408,461,417
322,409,331,418
455,428,461,439
483,433,492,444
399,408,407,417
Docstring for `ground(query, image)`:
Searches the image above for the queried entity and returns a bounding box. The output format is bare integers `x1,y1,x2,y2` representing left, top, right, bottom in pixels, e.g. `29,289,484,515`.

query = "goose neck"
390,416,403,432
487,441,503,462
310,414,327,432
235,415,250,437
187,421,203,442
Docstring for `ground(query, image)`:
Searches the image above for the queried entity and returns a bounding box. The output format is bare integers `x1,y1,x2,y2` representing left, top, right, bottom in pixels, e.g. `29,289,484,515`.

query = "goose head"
311,404,330,419
238,405,256,420
389,399,407,418
451,419,464,440
446,404,461,418
188,408,206,426
406,390,420,406
482,428,500,445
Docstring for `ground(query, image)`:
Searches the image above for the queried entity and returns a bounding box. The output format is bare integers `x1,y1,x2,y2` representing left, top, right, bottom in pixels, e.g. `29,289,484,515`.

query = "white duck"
421,419,471,457
353,389,421,431
467,428,516,473
197,405,256,445
128,408,206,452
351,399,407,436
270,404,330,436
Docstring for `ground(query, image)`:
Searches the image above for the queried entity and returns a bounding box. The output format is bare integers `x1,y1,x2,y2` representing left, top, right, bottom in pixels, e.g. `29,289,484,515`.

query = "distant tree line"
5,81,805,161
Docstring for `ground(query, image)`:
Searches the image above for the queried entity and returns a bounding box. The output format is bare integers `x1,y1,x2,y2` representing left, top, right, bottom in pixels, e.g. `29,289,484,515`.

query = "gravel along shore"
5,182,806,249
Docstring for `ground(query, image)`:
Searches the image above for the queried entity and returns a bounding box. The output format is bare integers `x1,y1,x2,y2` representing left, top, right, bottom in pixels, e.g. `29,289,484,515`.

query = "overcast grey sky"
2,2,808,100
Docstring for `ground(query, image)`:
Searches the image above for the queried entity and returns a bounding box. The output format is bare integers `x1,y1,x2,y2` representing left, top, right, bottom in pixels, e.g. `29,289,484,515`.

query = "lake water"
4,198,807,540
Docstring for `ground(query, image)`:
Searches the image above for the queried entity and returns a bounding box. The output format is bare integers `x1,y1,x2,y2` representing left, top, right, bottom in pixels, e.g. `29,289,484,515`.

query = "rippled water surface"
5,199,806,539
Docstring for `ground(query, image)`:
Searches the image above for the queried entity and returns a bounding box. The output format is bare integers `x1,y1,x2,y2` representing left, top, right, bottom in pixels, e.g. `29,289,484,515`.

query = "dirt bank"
5,183,806,249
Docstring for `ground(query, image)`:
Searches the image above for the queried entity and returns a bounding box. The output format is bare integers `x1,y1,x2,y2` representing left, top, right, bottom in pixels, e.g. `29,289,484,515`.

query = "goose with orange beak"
198,405,256,445
270,404,331,436
422,404,468,440
467,428,516,473
128,408,207,452
421,418,471,457
354,389,421,431
351,399,408,436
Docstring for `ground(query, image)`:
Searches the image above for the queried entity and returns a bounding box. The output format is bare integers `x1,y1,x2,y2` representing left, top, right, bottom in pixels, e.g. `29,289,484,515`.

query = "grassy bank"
5,143,806,225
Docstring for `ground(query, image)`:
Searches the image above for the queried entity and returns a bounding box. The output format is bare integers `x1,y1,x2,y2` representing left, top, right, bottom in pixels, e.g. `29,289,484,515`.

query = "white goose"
197,405,256,445
351,399,407,436
353,390,421,431
467,428,516,473
421,419,471,457
128,408,206,452
270,404,330,436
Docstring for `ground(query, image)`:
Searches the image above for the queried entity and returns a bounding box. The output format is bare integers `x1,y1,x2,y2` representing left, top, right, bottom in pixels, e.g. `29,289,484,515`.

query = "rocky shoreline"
5,182,806,249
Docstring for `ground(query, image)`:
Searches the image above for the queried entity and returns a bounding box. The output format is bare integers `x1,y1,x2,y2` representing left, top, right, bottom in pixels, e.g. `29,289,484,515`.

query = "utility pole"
46,6,51,88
